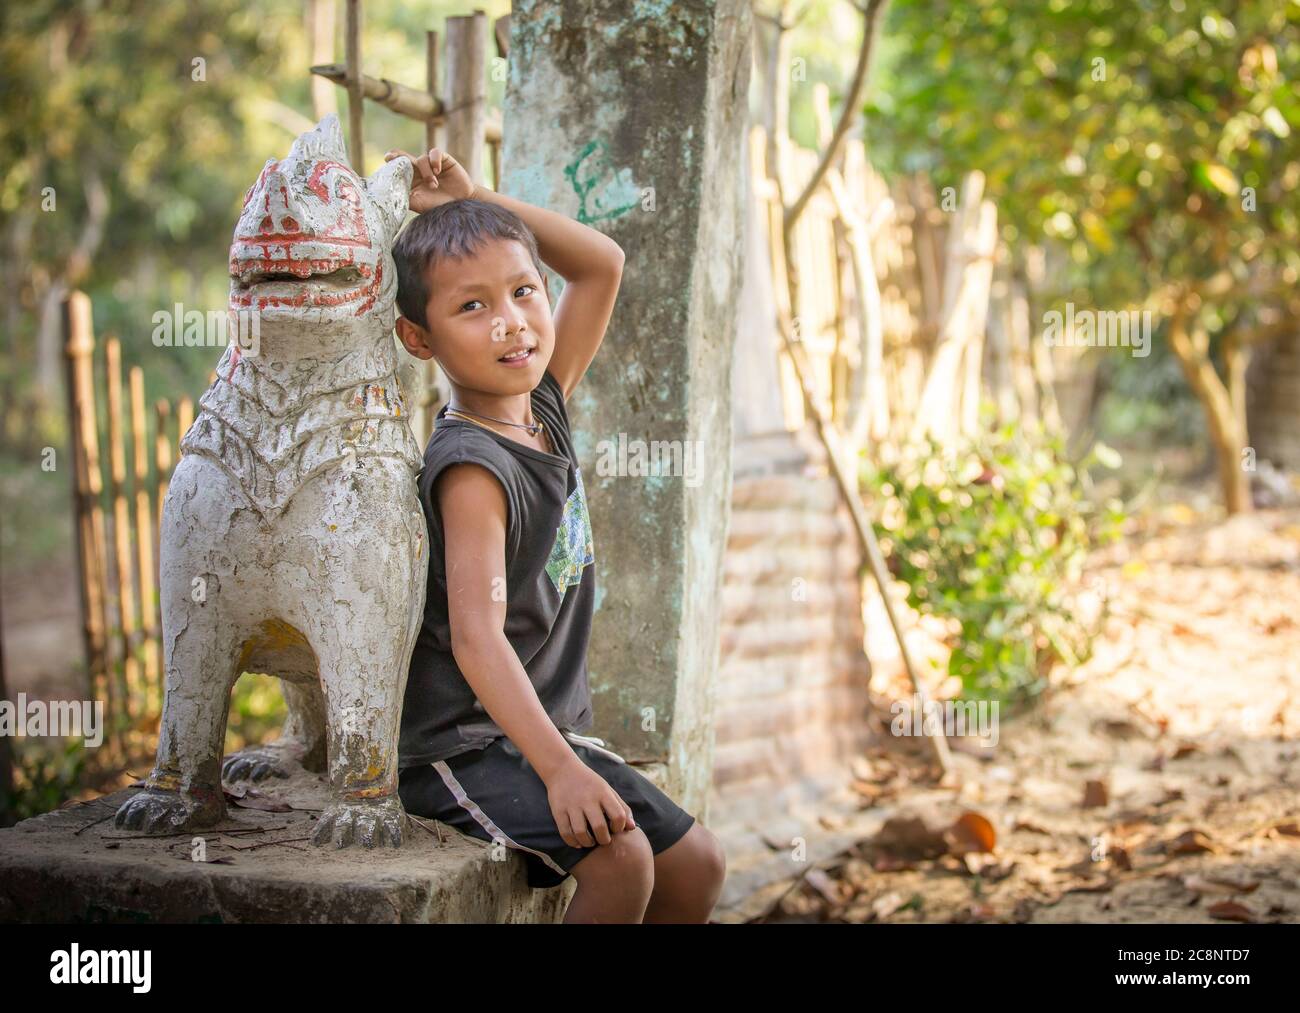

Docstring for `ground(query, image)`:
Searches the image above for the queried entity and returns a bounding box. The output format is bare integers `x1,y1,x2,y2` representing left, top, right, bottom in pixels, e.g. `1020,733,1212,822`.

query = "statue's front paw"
222,744,300,784
310,795,406,849
114,785,224,835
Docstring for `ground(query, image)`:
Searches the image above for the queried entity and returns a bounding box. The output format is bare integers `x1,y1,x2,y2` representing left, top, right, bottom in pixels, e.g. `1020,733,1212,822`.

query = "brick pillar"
501,0,752,815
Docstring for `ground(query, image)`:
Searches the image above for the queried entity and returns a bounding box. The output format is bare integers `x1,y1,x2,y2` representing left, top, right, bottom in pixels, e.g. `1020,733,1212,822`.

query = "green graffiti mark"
564,139,641,225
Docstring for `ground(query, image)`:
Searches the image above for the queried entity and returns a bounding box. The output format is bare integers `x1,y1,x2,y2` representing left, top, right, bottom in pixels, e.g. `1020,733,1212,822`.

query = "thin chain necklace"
445,403,544,437
444,405,553,456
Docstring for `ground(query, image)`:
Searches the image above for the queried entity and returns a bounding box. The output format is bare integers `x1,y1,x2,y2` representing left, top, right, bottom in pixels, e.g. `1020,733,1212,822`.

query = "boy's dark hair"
392,198,545,330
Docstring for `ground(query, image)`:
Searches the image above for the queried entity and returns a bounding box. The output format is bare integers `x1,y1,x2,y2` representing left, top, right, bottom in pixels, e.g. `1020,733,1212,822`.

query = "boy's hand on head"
544,756,635,849
383,147,476,213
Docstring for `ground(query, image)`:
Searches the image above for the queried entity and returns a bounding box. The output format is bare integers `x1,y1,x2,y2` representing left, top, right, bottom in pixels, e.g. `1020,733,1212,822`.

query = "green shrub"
3,738,89,822
861,419,1124,707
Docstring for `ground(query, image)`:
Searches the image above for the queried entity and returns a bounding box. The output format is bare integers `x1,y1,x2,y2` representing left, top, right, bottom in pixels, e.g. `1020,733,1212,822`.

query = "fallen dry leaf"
1207,900,1256,923
1166,830,1218,856
1083,780,1110,808
228,789,292,813
872,815,948,860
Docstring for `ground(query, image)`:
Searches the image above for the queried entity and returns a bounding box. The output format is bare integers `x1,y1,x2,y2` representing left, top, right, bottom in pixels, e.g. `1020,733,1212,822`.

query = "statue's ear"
366,156,413,235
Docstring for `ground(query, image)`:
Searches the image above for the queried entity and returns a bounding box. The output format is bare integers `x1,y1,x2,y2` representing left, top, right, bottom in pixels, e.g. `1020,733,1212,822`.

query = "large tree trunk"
1167,302,1253,514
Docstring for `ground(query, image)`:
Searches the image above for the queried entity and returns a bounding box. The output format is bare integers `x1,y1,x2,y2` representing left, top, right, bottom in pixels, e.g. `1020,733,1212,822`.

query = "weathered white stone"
114,115,427,849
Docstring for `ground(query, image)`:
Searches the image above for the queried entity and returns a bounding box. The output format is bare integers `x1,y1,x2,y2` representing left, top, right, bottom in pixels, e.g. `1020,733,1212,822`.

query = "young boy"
384,146,726,923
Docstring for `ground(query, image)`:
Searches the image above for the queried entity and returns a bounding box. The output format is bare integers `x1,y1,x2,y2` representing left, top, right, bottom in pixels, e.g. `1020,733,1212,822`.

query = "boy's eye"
460,299,483,312
515,285,535,298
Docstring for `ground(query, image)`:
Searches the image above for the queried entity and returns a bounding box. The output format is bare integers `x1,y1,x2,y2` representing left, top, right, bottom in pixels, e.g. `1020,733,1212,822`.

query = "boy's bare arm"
470,184,624,401
436,463,634,846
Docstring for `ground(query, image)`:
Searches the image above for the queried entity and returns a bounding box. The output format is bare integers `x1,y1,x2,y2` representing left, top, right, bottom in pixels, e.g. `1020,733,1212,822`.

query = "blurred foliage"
866,0,1300,511
224,671,287,755
870,0,1300,315
2,737,88,821
862,419,1125,705
1092,333,1207,449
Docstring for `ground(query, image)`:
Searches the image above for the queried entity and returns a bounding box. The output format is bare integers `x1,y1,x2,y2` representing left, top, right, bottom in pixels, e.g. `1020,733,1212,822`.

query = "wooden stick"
104,338,141,723
309,63,504,142
345,0,364,173
773,307,952,778
762,124,952,777
61,292,113,755
150,395,171,712
784,0,888,236
444,12,488,185
307,0,338,120
425,30,439,152
176,397,194,455
129,367,159,700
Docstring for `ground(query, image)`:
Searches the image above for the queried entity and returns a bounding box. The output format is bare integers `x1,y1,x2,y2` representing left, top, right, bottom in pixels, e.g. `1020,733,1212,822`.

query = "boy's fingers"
586,806,612,846
600,796,629,834
556,811,578,849
570,810,596,848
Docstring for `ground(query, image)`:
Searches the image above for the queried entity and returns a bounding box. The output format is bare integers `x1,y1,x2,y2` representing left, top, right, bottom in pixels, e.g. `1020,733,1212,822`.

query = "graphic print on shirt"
545,465,595,594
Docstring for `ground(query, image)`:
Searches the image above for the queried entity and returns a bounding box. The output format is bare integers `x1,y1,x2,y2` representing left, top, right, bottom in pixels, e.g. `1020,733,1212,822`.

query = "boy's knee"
696,826,727,885
576,826,654,884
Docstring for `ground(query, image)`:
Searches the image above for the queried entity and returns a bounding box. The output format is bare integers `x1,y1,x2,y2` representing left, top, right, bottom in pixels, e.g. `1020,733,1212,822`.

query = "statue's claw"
114,785,225,835
222,744,301,784
310,796,406,849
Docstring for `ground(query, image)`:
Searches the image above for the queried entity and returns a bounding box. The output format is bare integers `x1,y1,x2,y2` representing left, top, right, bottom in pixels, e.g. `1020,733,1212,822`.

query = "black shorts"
398,732,697,889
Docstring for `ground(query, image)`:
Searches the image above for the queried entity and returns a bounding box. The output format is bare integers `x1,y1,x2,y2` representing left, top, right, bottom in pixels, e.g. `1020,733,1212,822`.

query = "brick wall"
708,427,875,851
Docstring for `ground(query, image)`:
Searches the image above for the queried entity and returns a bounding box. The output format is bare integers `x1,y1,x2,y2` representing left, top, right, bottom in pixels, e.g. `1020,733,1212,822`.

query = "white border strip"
432,760,569,876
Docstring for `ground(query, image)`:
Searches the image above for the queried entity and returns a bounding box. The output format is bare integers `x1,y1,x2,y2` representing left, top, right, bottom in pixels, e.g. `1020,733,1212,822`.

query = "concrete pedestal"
0,772,572,923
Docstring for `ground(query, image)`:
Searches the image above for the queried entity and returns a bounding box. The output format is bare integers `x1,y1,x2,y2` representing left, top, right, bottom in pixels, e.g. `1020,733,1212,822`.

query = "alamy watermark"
0,694,103,747
152,304,260,356
595,433,705,488
890,694,999,747
1043,302,1152,358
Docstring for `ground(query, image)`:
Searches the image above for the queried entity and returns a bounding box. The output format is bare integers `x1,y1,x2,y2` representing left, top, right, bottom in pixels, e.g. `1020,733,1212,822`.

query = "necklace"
445,404,544,437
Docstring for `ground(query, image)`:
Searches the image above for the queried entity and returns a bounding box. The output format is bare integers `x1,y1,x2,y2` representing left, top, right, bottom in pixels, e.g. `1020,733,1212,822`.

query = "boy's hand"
383,147,477,213
543,756,635,848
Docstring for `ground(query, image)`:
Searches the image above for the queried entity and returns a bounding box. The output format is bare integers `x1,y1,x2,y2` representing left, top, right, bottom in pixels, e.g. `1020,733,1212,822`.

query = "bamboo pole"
309,63,504,142
154,401,172,554
0,554,13,827
130,367,159,701
61,292,113,749
308,0,338,120
151,399,173,721
425,30,440,152
444,12,488,186
104,338,141,725
176,397,194,454
345,0,364,174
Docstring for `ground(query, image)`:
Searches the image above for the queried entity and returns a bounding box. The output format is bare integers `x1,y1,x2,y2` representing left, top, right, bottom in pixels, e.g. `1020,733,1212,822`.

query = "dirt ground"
761,501,1300,924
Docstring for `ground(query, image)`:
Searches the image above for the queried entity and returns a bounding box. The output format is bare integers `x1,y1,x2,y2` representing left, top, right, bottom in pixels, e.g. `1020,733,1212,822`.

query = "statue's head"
228,114,412,327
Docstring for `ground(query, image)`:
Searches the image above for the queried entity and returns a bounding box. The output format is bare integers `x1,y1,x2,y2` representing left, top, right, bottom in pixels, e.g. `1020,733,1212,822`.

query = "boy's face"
396,237,554,397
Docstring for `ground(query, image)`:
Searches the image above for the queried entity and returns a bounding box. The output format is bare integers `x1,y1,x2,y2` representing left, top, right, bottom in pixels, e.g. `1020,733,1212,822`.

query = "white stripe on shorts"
561,730,627,765
431,760,569,876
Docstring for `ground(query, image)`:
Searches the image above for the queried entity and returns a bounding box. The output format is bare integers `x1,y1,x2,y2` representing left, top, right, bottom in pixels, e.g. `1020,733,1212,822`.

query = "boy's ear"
395,316,435,361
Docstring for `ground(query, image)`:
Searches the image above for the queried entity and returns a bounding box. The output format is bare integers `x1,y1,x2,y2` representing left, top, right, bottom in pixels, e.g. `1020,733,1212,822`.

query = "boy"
384,146,726,923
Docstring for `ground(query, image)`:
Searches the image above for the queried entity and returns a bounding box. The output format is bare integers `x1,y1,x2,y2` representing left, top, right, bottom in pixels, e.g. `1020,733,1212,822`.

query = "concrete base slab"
0,768,574,923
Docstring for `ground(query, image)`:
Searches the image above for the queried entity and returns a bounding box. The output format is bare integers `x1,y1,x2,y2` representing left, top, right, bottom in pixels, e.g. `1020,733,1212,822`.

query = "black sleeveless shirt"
398,368,597,767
